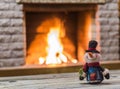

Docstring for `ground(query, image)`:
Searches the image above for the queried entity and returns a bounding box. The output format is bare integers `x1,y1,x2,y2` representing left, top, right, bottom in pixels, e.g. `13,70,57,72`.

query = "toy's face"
84,52,101,63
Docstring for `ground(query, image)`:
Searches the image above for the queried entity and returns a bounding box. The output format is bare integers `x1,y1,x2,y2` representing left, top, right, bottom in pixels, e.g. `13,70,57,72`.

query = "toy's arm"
79,68,86,80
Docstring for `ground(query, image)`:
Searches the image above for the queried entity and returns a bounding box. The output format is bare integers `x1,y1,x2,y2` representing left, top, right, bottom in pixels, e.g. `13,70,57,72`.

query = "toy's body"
79,40,110,84
83,52,104,83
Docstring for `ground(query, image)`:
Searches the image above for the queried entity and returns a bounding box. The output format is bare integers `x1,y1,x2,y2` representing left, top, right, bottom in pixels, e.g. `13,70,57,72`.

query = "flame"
39,57,45,64
27,17,78,65
46,28,66,64
39,28,68,64
71,59,78,63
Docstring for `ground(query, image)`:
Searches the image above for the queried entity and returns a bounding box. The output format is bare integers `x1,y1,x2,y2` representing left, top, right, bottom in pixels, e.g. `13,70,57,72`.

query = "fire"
26,17,78,65
38,17,77,65
39,28,68,64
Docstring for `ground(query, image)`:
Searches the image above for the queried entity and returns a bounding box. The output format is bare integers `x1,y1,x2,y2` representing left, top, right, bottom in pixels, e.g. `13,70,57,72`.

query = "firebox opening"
25,11,96,65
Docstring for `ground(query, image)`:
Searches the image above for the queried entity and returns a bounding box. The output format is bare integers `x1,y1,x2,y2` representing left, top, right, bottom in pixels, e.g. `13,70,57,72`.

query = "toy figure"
79,40,110,84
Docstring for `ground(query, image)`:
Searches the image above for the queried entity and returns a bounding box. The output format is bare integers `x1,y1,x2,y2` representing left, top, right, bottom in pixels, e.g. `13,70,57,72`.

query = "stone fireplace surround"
0,0,119,67
25,4,99,65
22,0,103,65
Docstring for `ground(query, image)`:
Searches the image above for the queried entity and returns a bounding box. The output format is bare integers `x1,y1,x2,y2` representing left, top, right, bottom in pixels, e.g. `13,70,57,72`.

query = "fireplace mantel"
16,0,106,4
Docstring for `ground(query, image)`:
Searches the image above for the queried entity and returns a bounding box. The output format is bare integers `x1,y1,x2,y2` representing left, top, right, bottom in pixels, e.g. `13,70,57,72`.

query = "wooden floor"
0,70,120,89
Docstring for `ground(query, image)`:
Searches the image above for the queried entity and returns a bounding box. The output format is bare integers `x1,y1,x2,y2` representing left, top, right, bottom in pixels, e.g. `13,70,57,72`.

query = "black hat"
86,40,100,53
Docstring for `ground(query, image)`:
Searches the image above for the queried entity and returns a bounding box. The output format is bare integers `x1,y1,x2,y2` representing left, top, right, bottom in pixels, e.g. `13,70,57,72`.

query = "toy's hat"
86,40,100,53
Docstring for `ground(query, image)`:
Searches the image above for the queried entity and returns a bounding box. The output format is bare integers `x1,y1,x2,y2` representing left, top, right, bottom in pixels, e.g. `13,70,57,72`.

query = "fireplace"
22,3,100,65
0,0,120,76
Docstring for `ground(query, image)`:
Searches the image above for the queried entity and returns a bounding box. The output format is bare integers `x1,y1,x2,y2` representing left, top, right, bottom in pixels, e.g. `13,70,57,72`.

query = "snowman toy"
79,40,110,84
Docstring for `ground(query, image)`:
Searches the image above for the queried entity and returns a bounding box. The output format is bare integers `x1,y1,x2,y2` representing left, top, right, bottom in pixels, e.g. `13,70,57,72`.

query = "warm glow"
45,28,67,64
38,28,69,64
39,57,45,64
26,17,78,65
71,59,78,63
39,27,78,64
37,18,78,65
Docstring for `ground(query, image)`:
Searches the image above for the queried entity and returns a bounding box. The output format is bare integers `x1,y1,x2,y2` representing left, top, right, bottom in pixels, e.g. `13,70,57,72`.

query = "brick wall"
98,0,119,61
0,0,24,67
